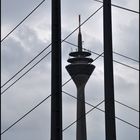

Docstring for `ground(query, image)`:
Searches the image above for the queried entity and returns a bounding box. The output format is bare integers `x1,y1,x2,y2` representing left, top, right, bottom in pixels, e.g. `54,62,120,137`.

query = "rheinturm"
66,15,95,140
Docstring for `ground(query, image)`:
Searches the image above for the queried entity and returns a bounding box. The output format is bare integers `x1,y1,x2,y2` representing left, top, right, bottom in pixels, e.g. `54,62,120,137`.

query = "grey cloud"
1,0,139,140
1,25,51,82
1,0,42,24
1,37,28,76
114,18,139,60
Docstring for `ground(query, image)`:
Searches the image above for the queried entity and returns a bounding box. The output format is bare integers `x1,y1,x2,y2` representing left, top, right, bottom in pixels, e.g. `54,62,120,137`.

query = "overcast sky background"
1,0,139,140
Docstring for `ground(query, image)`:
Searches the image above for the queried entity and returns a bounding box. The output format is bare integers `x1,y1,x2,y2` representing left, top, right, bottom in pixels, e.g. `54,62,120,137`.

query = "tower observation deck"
66,15,95,140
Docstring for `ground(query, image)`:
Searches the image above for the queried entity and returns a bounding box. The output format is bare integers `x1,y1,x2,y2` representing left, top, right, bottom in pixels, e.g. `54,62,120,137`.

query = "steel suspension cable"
64,40,139,71
1,94,51,135
1,6,103,94
1,44,138,135
1,41,104,135
1,0,46,43
93,0,139,14
1,51,51,95
62,91,139,130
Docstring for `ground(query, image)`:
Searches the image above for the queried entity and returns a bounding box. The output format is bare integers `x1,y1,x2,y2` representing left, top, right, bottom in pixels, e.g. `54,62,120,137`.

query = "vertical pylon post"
103,0,116,140
51,0,62,140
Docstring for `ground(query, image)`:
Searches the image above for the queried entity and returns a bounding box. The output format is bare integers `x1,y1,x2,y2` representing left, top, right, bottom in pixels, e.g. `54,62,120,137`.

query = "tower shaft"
76,75,88,140
66,64,95,140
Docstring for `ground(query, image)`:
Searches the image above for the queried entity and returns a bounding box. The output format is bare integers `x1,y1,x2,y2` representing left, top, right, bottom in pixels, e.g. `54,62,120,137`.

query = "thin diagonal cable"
1,44,51,89
93,0,139,14
63,90,139,113
2,55,138,136
64,40,139,63
62,51,103,87
113,52,139,63
61,5,103,42
1,6,103,92
0,4,103,136
0,6,103,134
63,41,139,127
63,52,139,129
1,43,103,95
62,90,104,112
1,94,51,135
1,47,138,135
113,60,139,71
1,51,51,95
62,91,139,130
1,72,75,135
0,45,104,135
1,0,46,42
64,41,139,71
115,100,139,112
62,99,104,131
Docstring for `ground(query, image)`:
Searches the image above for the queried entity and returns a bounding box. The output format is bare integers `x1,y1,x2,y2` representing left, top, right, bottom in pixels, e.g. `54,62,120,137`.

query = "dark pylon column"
66,15,95,140
51,0,62,140
103,0,116,140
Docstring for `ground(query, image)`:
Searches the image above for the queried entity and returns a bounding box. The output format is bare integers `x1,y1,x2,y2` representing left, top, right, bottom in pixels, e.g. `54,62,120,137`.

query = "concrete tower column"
66,15,95,140
75,75,88,140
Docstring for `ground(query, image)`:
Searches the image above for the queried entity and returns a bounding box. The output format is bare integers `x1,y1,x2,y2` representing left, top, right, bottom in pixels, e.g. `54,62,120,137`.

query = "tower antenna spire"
78,15,82,52
79,15,81,33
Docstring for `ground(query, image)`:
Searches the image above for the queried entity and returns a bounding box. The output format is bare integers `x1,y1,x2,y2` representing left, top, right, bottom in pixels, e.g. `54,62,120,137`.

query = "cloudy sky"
1,0,139,140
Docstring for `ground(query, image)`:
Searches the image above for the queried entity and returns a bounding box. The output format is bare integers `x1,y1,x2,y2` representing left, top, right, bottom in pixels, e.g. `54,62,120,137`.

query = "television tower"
66,15,95,140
